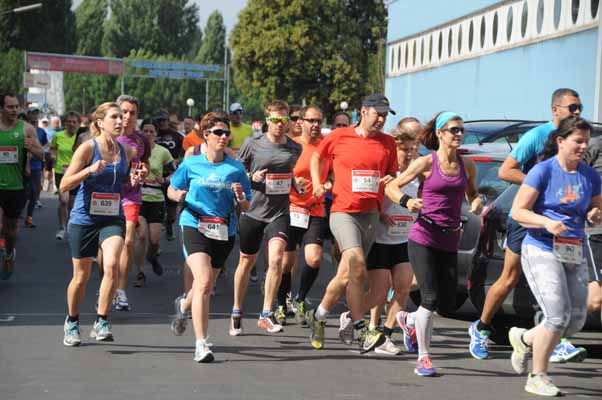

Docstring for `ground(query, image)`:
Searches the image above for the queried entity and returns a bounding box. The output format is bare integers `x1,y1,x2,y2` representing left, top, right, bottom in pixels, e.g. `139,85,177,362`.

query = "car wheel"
408,290,468,317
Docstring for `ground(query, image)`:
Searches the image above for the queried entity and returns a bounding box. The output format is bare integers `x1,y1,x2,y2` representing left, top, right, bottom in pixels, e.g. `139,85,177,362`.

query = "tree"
0,0,76,53
102,0,201,59
229,0,387,117
75,0,108,56
196,11,227,111
0,48,23,94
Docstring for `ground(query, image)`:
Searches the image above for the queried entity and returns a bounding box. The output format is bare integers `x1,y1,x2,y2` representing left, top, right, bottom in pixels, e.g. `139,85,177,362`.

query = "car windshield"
473,158,509,200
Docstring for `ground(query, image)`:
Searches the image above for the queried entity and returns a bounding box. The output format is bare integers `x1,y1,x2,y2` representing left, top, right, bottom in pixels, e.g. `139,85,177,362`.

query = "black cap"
362,94,396,115
153,111,169,122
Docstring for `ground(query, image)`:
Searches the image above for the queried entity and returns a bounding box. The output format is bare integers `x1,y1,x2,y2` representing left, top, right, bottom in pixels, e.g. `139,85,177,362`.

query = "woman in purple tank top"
385,112,483,376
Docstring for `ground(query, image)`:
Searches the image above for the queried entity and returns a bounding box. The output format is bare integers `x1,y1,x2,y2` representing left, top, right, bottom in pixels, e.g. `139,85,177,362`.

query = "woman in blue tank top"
385,112,483,376
58,102,138,347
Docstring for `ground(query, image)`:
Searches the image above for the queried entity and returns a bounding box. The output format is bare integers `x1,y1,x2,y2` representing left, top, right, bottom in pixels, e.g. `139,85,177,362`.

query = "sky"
72,0,247,35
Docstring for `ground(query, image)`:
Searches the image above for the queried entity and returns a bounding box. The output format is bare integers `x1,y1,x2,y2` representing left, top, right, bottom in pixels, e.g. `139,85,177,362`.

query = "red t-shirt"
316,127,398,213
289,136,330,217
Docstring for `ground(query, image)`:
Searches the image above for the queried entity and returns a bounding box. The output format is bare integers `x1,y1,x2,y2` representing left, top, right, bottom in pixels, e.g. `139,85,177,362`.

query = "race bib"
388,215,413,236
290,205,310,229
265,173,292,195
198,216,228,241
352,170,379,193
141,178,161,196
90,192,120,216
553,237,583,264
0,146,18,164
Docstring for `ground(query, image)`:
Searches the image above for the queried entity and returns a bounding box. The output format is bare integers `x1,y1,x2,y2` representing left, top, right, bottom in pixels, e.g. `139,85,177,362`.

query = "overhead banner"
126,60,222,80
23,72,51,89
26,52,123,76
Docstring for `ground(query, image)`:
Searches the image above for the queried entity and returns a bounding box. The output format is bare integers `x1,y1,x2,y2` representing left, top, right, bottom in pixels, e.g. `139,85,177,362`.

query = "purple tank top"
116,131,150,205
408,152,468,252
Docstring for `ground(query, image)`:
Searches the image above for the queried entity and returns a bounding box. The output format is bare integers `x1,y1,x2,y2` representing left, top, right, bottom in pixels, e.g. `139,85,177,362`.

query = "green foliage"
102,0,201,59
75,0,108,56
229,0,387,118
0,48,23,94
197,11,228,112
0,0,76,53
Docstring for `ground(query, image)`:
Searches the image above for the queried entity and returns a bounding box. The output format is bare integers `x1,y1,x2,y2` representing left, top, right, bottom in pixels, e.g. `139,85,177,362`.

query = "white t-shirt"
374,178,419,245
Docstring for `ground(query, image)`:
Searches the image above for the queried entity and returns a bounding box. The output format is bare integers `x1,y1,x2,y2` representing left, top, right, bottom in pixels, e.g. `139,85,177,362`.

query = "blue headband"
435,112,460,130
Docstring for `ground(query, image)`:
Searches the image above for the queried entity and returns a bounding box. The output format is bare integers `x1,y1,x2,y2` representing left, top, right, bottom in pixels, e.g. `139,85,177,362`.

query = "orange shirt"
316,127,398,213
289,135,330,217
182,130,205,151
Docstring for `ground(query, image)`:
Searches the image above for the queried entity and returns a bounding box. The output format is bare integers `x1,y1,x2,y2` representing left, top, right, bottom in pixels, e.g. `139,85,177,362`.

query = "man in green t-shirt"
229,102,253,152
0,92,43,279
50,111,80,241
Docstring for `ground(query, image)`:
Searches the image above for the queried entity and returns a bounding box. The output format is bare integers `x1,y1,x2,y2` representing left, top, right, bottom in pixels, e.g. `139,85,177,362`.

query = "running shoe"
257,313,283,333
509,327,531,375
170,295,188,336
306,309,325,349
294,300,307,326
338,311,354,345
113,289,131,311
286,293,296,316
550,339,587,363
90,319,114,341
249,266,258,283
275,306,287,326
229,314,243,336
56,228,66,240
194,338,214,363
414,355,437,377
25,216,36,228
524,373,561,397
396,310,417,353
134,271,146,288
358,328,385,353
374,335,402,355
0,249,15,281
147,255,164,276
468,320,490,360
36,200,43,208
63,317,82,347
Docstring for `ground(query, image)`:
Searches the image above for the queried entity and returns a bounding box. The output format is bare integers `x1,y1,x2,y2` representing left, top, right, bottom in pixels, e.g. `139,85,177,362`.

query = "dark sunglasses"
290,116,300,122
304,118,323,125
444,127,464,134
232,110,244,115
556,103,583,113
208,128,231,137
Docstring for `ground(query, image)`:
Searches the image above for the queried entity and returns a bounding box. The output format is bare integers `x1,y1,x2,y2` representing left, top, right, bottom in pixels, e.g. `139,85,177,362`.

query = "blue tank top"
70,138,128,226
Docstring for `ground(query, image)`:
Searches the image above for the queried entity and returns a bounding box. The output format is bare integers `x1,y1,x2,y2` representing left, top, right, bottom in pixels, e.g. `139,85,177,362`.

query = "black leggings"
408,239,458,313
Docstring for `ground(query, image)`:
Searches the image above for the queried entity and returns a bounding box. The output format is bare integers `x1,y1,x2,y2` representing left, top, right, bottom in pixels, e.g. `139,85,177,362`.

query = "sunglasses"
443,127,464,134
556,103,583,113
290,116,300,122
267,116,290,124
334,123,349,128
208,128,231,137
304,118,323,125
232,110,244,115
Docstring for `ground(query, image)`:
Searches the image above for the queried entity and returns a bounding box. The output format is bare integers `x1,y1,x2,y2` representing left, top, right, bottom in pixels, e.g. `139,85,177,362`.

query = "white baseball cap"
230,103,243,113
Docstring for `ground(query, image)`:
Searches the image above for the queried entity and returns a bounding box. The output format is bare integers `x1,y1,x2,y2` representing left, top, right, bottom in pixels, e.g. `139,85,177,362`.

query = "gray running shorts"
329,211,377,256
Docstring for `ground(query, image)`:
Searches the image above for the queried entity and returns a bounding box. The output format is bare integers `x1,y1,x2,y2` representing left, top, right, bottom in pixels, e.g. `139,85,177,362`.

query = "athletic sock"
67,314,79,323
261,310,271,318
297,265,320,301
277,272,291,308
353,320,366,331
383,325,394,337
96,314,107,322
315,304,329,321
414,306,434,359
476,320,492,332
231,309,242,317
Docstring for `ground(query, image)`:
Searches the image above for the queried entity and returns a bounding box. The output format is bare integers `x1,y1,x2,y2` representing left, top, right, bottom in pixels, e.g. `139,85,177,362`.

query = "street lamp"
186,98,195,117
1,3,42,15
340,101,349,111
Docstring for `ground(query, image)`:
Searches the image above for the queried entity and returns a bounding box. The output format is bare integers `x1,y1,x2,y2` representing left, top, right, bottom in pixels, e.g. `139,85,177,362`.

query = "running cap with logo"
230,102,244,113
362,94,396,115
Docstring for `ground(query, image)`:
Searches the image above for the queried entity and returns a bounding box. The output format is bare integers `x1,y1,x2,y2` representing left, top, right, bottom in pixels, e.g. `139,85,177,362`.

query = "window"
571,0,580,24
493,12,499,45
448,28,453,57
593,0,600,18
458,25,463,55
480,15,486,47
507,6,513,41
469,19,474,51
553,0,562,29
521,0,529,37
536,0,544,33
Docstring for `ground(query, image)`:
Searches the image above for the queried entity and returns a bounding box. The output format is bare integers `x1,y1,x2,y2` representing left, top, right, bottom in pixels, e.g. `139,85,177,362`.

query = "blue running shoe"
550,339,587,363
468,320,490,360
396,311,418,353
414,355,437,377
171,295,188,336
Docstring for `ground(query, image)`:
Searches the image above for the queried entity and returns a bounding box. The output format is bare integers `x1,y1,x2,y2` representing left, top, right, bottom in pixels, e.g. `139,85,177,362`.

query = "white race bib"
352,170,379,193
265,173,292,195
388,215,413,236
141,178,161,196
290,205,310,229
90,192,120,216
553,237,583,264
198,216,228,241
0,146,18,164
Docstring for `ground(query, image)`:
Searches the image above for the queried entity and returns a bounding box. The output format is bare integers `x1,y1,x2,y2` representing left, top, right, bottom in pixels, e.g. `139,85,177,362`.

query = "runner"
468,88,587,362
288,106,303,138
0,92,43,279
182,113,204,152
24,107,48,228
168,115,251,362
51,111,80,240
113,95,150,311
230,99,302,336
305,94,398,352
385,111,483,375
61,102,138,346
228,102,253,153
133,119,174,287
508,116,601,396
274,106,331,326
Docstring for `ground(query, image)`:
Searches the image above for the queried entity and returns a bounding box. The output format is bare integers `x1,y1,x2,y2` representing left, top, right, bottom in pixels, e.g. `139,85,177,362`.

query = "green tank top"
53,131,77,174
0,120,25,190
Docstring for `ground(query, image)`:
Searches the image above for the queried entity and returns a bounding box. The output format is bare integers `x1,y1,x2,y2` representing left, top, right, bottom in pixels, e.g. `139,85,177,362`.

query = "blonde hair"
264,99,290,116
90,102,120,137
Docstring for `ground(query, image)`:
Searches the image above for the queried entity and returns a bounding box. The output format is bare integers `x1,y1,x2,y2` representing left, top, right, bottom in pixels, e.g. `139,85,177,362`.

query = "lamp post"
186,98,195,117
340,101,349,111
1,3,42,15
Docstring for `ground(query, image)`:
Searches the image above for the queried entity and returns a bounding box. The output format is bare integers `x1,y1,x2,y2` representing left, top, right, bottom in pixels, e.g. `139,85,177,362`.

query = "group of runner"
1,87,601,397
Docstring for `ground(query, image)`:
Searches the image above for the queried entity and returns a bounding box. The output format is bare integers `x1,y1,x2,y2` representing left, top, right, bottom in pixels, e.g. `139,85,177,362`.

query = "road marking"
0,315,15,322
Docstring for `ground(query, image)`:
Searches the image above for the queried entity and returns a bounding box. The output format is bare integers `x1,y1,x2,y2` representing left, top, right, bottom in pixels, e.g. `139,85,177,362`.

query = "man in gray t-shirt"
229,100,302,337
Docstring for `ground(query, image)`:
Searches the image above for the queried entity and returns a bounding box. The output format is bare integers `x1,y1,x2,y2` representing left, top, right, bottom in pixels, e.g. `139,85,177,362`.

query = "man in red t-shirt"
306,94,399,352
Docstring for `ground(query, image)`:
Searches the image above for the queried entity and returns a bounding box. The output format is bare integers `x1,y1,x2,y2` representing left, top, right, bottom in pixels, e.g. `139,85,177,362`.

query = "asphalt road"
1,193,601,400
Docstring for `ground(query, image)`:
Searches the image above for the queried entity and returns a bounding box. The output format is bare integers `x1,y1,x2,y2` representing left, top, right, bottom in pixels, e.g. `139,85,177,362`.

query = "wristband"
399,194,412,208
